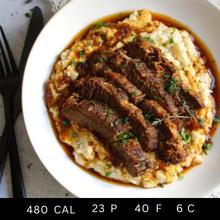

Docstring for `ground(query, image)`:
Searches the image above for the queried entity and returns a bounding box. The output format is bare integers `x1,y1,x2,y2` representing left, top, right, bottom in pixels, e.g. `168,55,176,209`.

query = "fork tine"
0,39,11,75
0,26,18,74
0,56,5,76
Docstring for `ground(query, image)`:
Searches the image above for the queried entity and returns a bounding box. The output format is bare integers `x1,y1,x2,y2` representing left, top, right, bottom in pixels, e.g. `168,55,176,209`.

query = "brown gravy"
48,10,220,188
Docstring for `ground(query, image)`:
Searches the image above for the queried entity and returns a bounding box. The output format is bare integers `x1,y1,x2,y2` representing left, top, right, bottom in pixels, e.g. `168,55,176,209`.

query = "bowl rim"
22,0,220,198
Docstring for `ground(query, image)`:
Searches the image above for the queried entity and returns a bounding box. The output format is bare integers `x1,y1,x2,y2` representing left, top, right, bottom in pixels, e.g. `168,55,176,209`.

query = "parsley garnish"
154,96,162,101
93,22,108,30
132,91,137,97
79,51,84,57
144,113,154,120
169,36,175,43
141,161,146,168
134,62,138,69
91,101,96,106
180,128,191,144
62,120,70,127
70,59,76,66
73,133,78,137
213,113,220,123
107,110,114,117
105,171,112,177
197,118,205,128
118,131,134,140
202,142,213,155
177,172,184,180
124,117,130,125
164,77,180,94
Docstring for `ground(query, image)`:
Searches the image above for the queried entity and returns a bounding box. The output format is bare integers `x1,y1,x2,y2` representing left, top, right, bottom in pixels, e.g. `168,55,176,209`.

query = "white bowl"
22,0,220,198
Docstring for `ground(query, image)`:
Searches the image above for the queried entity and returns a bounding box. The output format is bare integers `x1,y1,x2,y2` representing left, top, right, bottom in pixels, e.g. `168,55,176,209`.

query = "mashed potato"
47,10,215,188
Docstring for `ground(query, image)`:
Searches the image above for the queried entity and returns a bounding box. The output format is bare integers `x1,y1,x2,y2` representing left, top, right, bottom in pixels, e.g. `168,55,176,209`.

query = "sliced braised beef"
140,99,187,164
108,50,179,116
124,40,205,110
123,40,176,75
92,63,146,105
175,75,205,109
64,40,205,169
61,94,152,177
73,77,129,106
73,77,158,152
61,95,131,143
111,139,153,177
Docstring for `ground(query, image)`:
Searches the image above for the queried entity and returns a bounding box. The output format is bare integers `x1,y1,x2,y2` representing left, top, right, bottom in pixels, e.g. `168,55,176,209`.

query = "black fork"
0,26,26,198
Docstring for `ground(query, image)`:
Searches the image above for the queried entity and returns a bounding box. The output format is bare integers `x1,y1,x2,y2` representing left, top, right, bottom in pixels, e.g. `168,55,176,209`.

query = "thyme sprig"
163,75,212,142
151,115,190,126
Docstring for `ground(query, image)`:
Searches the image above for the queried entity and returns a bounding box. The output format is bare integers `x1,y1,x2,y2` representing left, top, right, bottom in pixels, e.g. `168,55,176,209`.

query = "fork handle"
3,98,26,198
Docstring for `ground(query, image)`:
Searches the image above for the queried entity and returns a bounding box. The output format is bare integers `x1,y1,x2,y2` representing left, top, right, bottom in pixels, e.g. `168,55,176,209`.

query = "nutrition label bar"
0,198,218,217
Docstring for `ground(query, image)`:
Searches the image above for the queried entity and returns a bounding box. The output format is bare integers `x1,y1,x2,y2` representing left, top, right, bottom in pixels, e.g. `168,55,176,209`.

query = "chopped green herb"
144,36,151,41
118,131,133,139
70,59,76,66
62,120,70,127
73,133,78,138
105,171,112,177
177,172,184,180
79,51,84,57
87,42,92,46
93,22,108,30
213,113,220,123
110,121,114,127
164,77,180,94
171,27,176,35
91,101,96,106
141,161,146,168
163,75,170,80
159,183,164,188
169,36,175,44
145,113,154,120
124,117,130,125
197,118,205,128
202,142,213,155
107,110,114,117
180,128,191,144
154,96,162,101
134,62,138,69
106,164,111,168
132,91,137,97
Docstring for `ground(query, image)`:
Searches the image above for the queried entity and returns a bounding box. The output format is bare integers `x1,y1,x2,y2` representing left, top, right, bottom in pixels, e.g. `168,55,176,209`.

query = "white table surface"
0,0,220,198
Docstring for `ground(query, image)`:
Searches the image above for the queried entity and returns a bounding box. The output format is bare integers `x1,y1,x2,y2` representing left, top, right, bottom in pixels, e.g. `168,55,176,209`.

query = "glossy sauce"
48,11,220,187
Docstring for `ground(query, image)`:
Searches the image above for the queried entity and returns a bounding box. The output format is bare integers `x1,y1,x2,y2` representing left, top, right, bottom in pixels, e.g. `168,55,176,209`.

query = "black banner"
0,198,219,217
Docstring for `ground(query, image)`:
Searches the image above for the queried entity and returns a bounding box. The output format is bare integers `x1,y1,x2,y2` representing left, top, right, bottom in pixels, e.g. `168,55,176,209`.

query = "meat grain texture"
46,10,214,188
